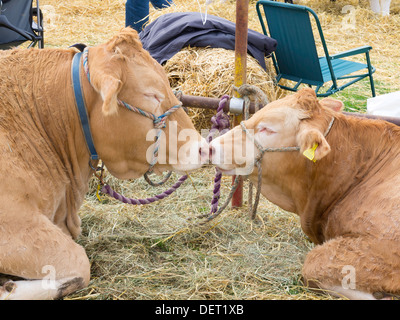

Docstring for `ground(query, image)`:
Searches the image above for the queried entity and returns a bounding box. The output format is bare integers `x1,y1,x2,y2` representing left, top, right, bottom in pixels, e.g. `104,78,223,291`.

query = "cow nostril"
209,145,215,158
199,147,207,159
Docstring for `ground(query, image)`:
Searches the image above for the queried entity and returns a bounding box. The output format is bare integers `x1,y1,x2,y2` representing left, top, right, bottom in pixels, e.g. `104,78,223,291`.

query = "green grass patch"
330,79,394,113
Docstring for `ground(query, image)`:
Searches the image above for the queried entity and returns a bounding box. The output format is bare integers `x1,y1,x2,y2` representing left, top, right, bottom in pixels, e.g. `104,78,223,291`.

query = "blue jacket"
139,12,277,70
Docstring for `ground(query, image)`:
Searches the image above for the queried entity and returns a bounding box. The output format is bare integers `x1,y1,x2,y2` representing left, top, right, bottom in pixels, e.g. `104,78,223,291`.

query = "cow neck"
292,114,400,244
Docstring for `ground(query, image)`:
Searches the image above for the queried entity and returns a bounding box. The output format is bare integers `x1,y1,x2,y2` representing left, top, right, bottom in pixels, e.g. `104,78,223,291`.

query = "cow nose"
209,141,223,165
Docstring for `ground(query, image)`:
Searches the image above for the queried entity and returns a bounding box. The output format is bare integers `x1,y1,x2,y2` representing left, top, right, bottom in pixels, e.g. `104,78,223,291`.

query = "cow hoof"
373,291,400,300
3,281,16,293
0,280,16,298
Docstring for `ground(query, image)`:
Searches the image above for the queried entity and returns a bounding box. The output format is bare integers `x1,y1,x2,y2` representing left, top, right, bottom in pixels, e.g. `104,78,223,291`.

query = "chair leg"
369,73,376,97
366,51,376,97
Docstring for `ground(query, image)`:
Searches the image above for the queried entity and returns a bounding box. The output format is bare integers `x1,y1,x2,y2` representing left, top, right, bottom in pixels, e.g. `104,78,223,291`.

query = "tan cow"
210,88,400,300
0,28,208,299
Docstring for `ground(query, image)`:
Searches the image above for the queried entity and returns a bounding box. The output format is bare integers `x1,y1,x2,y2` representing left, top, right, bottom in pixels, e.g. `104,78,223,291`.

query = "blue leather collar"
71,51,99,161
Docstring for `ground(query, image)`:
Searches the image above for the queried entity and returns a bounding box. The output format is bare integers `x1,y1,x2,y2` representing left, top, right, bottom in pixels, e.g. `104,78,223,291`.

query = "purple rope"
207,95,231,143
100,175,188,205
207,95,230,216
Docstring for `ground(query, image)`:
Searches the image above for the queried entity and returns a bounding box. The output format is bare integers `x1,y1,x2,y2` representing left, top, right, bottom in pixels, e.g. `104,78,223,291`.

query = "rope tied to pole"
234,84,268,220
206,95,231,218
202,84,269,223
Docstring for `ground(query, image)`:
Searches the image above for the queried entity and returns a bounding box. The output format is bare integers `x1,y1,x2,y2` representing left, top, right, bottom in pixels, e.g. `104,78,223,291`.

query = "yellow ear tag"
303,142,318,163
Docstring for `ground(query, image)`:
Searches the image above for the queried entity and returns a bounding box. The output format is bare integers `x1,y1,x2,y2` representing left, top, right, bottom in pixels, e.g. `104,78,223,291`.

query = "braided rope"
235,85,269,220
118,100,156,121
144,171,172,187
206,95,230,217
98,100,184,203
100,175,188,205
82,47,90,83
198,175,241,223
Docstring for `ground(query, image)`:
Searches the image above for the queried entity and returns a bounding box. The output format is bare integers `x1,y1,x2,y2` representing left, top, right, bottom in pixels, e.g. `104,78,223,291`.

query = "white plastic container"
367,91,400,117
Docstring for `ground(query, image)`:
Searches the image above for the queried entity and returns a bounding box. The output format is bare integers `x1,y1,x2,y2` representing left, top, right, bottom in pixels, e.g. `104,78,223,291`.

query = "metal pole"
231,0,249,208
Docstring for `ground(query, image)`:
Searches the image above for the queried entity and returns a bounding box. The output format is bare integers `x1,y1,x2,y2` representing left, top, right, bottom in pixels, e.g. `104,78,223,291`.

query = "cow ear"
100,75,122,116
319,97,344,112
297,127,331,162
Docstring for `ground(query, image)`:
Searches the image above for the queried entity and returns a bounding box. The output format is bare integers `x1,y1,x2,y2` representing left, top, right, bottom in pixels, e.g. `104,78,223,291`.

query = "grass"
332,79,393,112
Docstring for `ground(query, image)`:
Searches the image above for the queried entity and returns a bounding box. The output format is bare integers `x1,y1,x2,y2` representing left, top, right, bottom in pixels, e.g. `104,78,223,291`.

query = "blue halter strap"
71,51,99,161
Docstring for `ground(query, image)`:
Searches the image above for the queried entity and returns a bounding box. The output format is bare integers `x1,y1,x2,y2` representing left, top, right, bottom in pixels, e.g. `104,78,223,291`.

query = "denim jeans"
125,0,173,32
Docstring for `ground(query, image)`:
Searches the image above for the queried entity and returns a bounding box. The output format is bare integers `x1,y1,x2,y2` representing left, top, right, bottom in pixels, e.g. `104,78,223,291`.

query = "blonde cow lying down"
210,88,400,300
0,28,208,299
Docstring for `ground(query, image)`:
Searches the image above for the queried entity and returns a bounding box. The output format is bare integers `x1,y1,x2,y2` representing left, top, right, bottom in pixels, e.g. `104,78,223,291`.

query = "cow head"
209,88,343,176
82,28,208,179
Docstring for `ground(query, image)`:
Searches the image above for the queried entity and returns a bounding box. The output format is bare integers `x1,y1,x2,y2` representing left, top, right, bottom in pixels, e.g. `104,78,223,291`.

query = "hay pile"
39,0,126,46
34,0,400,300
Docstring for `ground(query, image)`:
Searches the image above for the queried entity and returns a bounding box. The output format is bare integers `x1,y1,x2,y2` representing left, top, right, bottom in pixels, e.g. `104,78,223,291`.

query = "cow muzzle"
170,137,210,173
209,130,256,176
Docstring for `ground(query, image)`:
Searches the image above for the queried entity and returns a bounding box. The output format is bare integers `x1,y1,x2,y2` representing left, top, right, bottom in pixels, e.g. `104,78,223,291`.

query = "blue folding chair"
256,0,376,97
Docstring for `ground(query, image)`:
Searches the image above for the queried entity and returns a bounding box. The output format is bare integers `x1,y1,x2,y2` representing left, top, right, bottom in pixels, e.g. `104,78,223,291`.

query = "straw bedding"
29,0,400,299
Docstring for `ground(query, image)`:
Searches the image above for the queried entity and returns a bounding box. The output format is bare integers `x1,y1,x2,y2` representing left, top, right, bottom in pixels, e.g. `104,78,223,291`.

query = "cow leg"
302,236,400,300
0,213,90,300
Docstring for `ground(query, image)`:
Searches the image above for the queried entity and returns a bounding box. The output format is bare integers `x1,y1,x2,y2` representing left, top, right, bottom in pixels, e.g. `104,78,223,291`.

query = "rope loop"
153,118,167,129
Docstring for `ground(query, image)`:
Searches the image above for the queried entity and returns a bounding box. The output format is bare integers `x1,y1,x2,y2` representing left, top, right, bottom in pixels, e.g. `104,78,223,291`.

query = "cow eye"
259,126,276,135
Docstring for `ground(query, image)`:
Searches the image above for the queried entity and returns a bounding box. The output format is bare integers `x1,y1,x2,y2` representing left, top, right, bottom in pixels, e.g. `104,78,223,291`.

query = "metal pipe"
179,94,265,114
